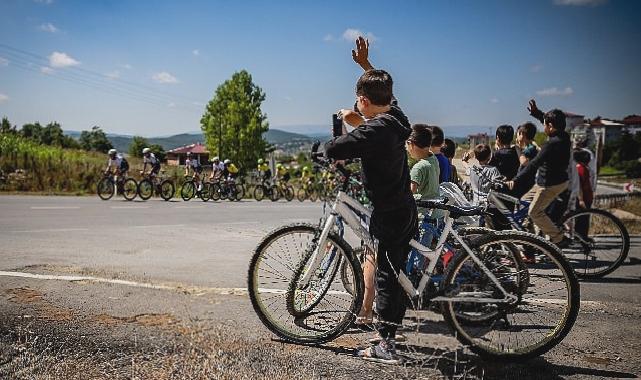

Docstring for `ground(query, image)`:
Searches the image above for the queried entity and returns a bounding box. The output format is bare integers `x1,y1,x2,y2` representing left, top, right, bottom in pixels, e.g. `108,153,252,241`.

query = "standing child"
462,144,502,205
442,138,460,186
574,149,593,239
430,126,451,184
489,124,520,180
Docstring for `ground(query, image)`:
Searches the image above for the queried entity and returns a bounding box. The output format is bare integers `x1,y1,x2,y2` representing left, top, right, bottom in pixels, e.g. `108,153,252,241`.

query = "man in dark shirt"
507,99,572,247
324,36,417,364
489,124,519,180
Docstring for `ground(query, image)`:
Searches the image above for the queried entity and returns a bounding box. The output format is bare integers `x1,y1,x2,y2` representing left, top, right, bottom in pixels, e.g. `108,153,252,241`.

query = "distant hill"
63,129,319,154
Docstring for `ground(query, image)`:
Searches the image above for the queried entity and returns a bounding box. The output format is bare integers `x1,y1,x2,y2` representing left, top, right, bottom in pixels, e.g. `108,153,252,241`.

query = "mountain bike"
97,173,137,201
248,152,580,362
137,171,175,201
482,177,630,279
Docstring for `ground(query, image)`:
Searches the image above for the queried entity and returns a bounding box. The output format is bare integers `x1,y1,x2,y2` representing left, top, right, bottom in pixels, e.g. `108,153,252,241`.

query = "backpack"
120,157,129,172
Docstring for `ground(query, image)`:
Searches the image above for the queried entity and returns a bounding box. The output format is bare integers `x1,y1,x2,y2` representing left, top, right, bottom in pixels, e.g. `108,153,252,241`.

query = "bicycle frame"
299,190,518,305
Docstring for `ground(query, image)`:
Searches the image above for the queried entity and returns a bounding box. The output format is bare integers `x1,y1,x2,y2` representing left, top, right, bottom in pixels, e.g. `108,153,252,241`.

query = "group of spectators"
322,36,598,364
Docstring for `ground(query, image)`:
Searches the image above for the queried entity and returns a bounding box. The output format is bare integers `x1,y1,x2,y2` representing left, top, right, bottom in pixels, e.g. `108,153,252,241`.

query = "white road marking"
110,206,150,209
131,224,185,229
174,206,205,209
9,228,89,234
30,206,80,210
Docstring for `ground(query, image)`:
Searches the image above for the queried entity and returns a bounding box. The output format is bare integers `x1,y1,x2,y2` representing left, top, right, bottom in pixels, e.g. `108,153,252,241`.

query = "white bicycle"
248,156,580,362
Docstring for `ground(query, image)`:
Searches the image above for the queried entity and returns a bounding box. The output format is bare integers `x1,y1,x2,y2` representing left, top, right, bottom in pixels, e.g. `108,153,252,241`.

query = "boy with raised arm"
507,99,572,248
324,36,417,364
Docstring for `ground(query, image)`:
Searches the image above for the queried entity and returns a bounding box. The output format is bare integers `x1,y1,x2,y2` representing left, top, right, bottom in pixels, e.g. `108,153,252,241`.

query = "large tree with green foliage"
79,126,113,153
1,117,17,135
200,70,269,171
128,136,166,161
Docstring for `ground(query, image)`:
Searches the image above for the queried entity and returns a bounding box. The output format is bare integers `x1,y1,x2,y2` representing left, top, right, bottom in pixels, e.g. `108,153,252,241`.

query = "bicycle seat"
416,199,485,218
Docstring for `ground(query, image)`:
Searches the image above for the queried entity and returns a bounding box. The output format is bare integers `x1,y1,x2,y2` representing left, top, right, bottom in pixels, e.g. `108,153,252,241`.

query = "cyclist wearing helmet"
209,156,224,180
185,152,203,191
276,163,290,183
257,158,271,183
141,147,161,178
223,159,239,180
105,149,129,177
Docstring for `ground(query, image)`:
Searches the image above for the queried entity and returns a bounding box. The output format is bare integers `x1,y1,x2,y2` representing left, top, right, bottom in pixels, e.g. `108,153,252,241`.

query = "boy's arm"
528,99,544,124
512,141,549,185
324,125,381,160
352,36,374,71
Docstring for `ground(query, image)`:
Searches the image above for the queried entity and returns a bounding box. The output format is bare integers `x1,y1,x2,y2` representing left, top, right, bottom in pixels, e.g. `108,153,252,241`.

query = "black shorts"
193,166,203,174
151,164,161,174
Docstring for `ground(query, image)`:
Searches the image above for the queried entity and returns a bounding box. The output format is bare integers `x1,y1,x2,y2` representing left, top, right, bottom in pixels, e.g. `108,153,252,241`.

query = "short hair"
430,125,444,146
544,109,566,131
495,125,514,145
573,149,591,164
356,69,393,106
408,124,432,149
517,122,537,140
442,138,457,159
474,144,492,162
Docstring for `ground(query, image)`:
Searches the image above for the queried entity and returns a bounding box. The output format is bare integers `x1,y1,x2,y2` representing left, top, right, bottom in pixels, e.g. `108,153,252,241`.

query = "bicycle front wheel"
296,188,307,202
97,178,114,200
441,230,579,362
160,180,175,201
181,180,196,201
248,224,363,345
122,178,138,201
138,179,153,200
560,208,630,278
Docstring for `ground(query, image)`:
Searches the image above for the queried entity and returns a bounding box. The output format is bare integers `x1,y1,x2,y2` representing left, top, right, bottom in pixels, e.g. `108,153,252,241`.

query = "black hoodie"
323,103,413,212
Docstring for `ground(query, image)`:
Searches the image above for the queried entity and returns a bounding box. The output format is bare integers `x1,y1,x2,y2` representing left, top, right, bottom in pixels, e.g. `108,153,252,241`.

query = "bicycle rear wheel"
560,208,630,278
440,231,579,362
160,180,175,201
254,185,265,201
284,186,295,202
234,184,244,201
122,178,138,201
200,183,211,202
97,178,114,200
138,179,153,200
248,224,363,345
269,185,280,202
296,188,307,202
181,180,196,201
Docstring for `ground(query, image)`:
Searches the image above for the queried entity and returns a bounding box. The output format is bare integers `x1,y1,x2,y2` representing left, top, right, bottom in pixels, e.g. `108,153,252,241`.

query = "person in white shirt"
141,147,160,178
105,149,128,177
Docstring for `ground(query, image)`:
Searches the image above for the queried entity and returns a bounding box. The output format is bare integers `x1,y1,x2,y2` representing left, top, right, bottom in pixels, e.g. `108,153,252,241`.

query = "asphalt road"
1,195,641,379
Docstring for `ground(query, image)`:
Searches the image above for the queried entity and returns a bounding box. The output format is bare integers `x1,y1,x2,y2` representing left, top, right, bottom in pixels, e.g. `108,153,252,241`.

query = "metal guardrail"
594,191,641,208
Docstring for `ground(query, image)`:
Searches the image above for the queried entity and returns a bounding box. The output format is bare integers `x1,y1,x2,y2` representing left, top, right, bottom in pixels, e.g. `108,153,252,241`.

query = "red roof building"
166,142,210,166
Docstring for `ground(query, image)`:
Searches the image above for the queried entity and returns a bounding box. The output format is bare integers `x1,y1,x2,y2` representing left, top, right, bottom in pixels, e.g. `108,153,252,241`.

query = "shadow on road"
581,276,641,284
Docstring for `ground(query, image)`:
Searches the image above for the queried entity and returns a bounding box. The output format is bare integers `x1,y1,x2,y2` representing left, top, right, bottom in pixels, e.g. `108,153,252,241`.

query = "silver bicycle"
248,162,580,362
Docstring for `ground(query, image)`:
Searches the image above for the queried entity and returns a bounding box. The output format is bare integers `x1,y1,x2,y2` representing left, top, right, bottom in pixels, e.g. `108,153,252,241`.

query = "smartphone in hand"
332,114,343,137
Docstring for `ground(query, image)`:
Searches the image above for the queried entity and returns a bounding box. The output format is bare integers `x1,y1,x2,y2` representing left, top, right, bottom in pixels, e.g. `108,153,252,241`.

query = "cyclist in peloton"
223,159,239,181
185,152,203,193
209,156,224,181
105,148,129,179
140,147,161,179
257,158,271,184
276,163,290,184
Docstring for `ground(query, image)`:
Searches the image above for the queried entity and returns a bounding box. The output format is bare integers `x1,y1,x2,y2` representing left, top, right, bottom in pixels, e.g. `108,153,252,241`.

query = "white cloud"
0,57,8,66
120,63,133,70
48,51,80,68
152,71,179,84
192,49,200,56
105,70,120,79
530,64,543,73
323,34,334,42
490,98,500,104
554,0,607,6
39,22,58,33
342,28,377,43
0,93,8,104
40,66,54,75
536,86,574,96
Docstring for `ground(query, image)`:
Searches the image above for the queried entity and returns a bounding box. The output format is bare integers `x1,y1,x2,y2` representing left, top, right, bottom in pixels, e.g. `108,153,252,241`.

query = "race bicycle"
137,171,175,201
97,173,137,201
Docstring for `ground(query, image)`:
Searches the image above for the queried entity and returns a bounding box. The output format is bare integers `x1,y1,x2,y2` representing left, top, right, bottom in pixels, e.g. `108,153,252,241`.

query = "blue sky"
0,0,640,137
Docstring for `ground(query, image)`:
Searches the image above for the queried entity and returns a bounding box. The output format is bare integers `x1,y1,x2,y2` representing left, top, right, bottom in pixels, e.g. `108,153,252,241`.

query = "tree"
1,117,16,135
200,70,269,171
129,136,149,158
21,122,43,141
79,126,113,153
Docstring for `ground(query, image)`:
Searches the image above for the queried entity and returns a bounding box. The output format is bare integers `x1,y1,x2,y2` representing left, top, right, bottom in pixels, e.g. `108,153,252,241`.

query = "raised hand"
351,36,374,71
527,99,539,115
